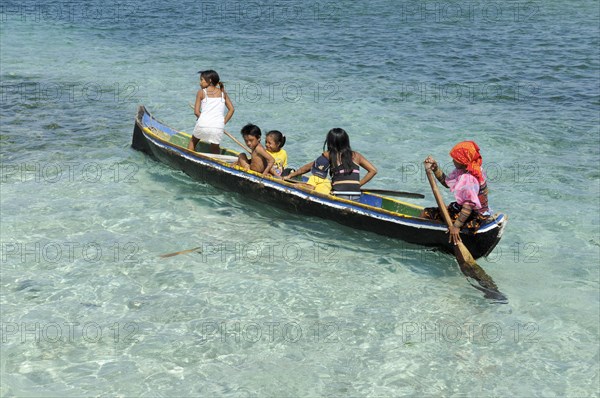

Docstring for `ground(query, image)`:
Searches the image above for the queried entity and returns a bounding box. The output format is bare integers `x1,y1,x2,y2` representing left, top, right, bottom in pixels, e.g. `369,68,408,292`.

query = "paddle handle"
223,130,252,153
425,163,477,262
424,165,454,227
188,102,251,153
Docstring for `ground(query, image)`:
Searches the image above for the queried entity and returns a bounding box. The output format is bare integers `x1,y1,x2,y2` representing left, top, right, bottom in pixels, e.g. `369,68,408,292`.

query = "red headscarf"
449,141,484,184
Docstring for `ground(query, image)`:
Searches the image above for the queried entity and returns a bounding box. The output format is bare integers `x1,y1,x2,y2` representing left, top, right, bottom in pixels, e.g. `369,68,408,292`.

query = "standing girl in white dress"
188,70,235,154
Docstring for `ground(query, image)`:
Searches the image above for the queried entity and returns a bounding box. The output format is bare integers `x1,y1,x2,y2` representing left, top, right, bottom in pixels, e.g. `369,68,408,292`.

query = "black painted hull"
131,106,507,259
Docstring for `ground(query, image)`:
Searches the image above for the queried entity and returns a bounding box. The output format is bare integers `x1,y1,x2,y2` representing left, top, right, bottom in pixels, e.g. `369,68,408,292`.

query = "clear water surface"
1,0,599,396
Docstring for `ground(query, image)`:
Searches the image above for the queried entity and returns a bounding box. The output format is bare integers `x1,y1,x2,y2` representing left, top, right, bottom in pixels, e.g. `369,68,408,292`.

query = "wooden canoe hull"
131,106,506,259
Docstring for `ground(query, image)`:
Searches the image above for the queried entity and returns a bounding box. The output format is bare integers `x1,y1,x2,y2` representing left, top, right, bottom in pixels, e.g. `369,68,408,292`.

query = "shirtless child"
235,124,275,177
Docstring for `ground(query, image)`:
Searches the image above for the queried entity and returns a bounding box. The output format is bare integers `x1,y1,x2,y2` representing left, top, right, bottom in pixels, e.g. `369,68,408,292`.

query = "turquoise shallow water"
1,0,599,396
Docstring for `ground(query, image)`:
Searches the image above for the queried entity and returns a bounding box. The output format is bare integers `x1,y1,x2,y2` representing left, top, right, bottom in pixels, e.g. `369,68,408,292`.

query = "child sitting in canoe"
234,123,275,177
265,130,288,178
422,140,492,245
324,128,377,201
285,155,332,195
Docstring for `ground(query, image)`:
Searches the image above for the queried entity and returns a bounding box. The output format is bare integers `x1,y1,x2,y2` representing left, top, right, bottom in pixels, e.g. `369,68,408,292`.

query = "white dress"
193,88,226,144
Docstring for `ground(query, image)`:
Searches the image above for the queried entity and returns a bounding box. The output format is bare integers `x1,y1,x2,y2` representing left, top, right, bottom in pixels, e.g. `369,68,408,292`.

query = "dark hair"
241,123,261,138
266,130,286,148
323,128,353,175
198,69,224,90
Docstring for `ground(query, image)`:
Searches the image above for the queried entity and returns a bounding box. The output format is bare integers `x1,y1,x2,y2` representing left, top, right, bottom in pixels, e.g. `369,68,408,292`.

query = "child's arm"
285,161,313,180
255,145,275,176
223,91,235,124
194,89,204,118
355,152,378,186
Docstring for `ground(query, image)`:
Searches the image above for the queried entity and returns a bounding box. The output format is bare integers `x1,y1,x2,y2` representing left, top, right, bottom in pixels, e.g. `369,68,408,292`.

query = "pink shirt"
445,169,486,210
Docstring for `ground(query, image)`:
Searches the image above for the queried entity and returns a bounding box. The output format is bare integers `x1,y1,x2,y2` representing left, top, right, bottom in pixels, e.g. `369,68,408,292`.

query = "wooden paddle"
362,188,424,199
159,246,203,258
424,163,507,302
223,130,251,153
188,102,251,153
284,178,424,198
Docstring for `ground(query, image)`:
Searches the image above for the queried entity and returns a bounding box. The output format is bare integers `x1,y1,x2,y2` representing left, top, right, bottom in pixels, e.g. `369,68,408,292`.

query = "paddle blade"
455,242,478,268
425,165,506,302
454,242,507,303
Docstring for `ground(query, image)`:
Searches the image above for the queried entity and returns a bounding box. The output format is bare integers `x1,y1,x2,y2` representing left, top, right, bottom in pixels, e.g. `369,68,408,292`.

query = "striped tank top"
331,161,361,196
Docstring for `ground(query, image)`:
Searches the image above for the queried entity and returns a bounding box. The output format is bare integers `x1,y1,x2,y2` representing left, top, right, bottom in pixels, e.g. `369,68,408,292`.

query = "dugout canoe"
131,106,507,259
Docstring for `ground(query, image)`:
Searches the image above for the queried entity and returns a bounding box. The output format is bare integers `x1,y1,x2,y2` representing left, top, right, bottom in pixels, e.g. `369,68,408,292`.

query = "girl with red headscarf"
422,141,492,245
